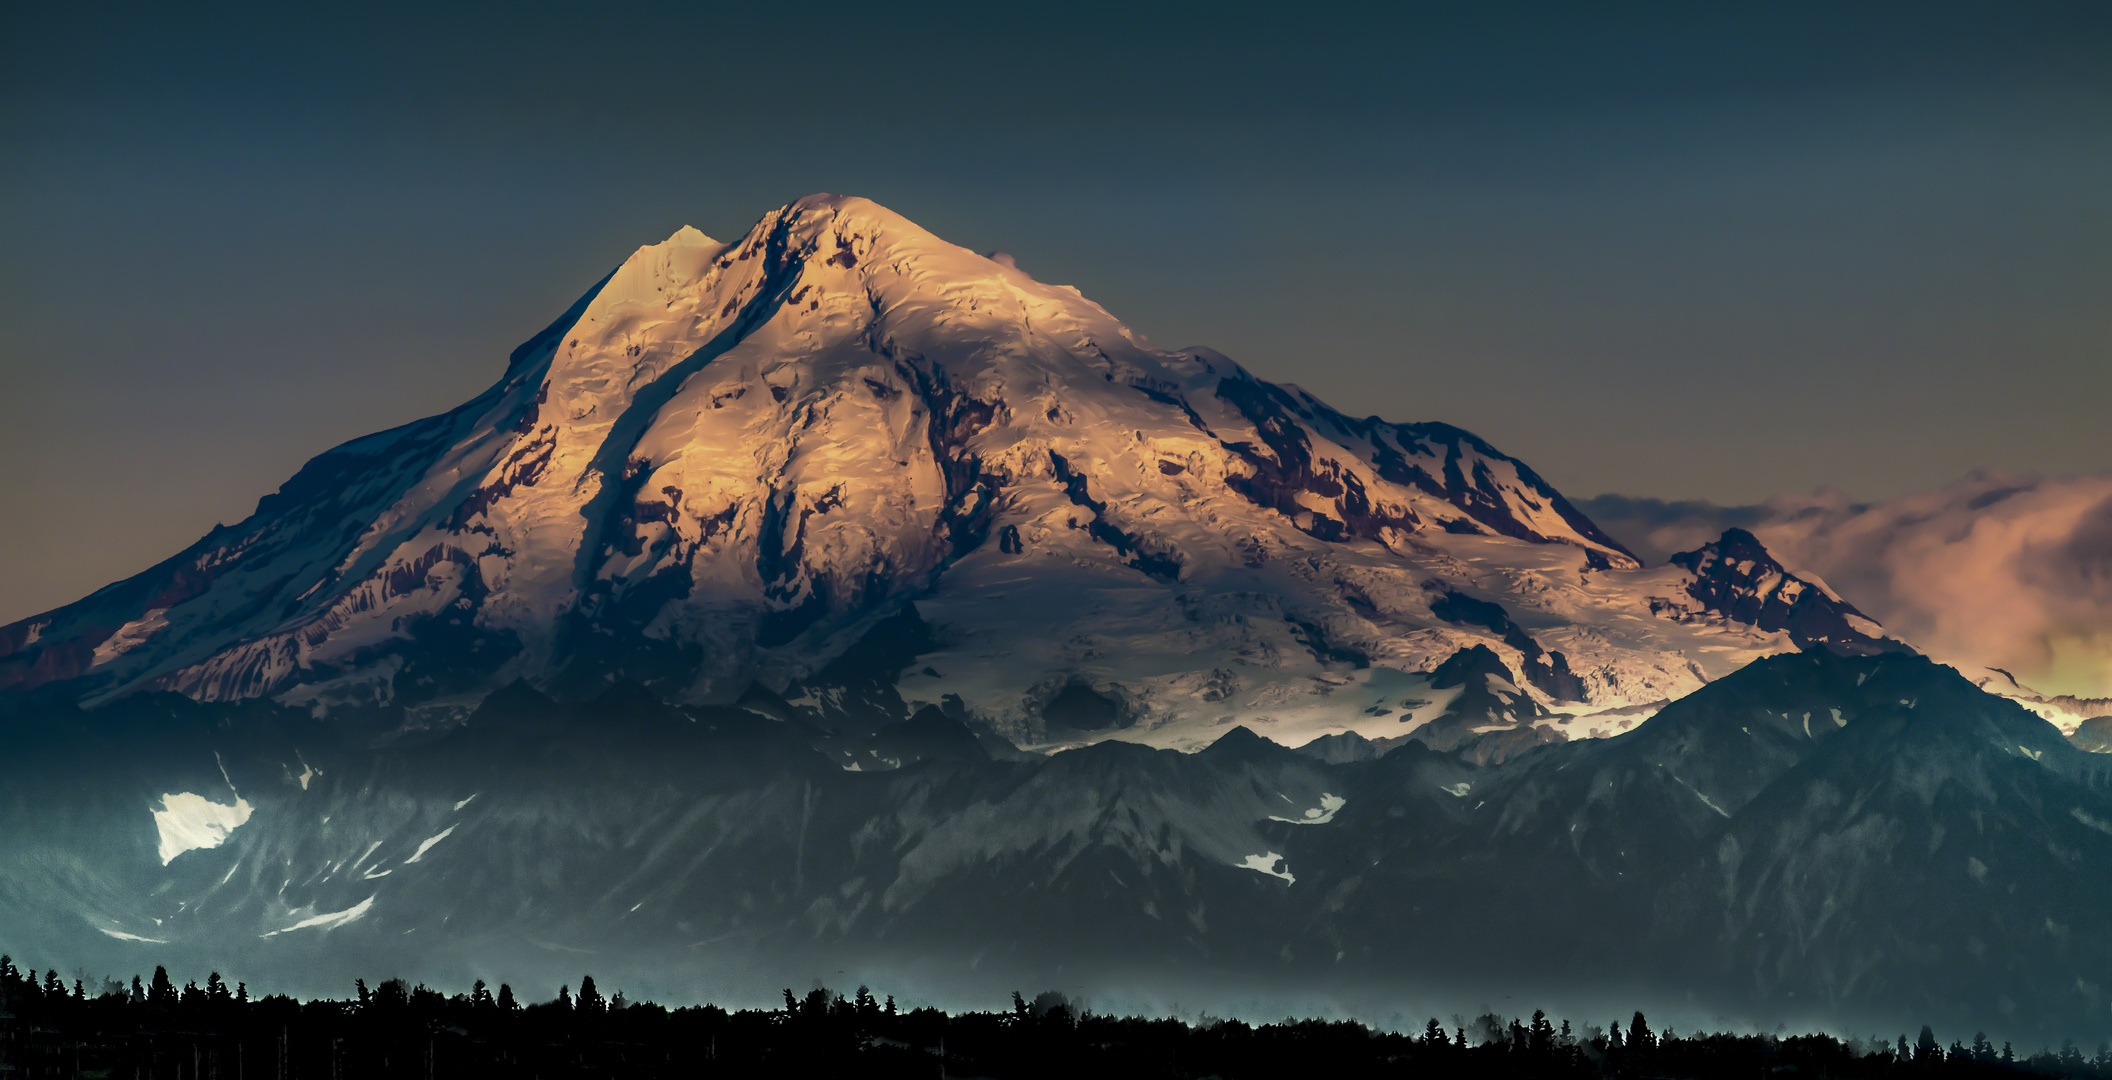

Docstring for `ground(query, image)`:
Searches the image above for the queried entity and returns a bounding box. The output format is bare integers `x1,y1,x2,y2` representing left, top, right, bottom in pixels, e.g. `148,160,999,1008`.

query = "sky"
3,1,2109,627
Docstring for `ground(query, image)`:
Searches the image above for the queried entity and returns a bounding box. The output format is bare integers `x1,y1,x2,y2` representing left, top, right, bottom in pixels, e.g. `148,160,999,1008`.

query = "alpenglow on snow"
0,195,1900,752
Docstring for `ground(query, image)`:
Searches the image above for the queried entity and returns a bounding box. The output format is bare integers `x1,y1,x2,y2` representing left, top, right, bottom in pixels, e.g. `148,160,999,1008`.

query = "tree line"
1,953,2107,1078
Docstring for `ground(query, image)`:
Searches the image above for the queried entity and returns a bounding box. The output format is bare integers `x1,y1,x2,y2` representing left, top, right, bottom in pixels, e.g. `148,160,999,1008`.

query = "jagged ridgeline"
0,197,2102,1041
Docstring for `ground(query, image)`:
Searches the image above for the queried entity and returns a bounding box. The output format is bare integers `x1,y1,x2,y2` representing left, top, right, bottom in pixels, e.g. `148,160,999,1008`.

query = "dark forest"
3,954,2108,1079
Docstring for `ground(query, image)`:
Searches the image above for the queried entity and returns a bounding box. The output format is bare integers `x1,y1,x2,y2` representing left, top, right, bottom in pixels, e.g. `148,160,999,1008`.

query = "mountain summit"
0,195,1893,748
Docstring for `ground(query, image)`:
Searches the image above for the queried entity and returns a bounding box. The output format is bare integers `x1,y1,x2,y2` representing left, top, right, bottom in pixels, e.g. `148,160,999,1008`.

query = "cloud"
1580,471,2112,700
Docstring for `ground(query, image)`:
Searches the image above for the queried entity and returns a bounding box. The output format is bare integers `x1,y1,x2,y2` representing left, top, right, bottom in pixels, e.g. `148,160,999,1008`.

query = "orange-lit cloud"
1584,472,2112,700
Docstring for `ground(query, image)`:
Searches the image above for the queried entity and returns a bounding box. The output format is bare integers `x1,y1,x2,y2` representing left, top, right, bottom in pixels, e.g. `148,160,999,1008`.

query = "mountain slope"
4,650,2106,1038
0,195,1900,749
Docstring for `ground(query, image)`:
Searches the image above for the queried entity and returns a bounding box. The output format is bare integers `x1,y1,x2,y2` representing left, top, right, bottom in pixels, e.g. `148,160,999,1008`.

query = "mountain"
4,649,2105,1039
0,195,1901,754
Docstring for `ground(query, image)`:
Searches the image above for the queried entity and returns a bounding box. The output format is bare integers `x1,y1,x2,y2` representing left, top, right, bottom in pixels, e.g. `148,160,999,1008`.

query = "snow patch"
1237,852,1294,884
91,608,170,666
2071,807,2112,837
1442,782,1472,798
98,928,167,943
453,793,479,811
1269,793,1345,824
153,792,254,865
404,825,457,863
261,896,375,937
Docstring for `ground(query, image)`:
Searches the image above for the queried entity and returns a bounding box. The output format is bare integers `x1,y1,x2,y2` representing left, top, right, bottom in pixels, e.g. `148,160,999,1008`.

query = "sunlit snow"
91,608,170,666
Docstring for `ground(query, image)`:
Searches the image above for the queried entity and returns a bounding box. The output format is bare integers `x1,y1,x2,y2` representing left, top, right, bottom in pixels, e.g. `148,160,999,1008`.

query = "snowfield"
0,194,1914,756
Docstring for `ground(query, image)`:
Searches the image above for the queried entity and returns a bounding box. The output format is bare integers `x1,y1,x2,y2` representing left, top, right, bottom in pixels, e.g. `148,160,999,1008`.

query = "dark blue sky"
3,1,2108,621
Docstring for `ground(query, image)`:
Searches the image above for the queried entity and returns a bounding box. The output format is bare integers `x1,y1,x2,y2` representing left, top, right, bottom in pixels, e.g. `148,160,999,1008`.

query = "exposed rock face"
1662,528,1901,655
0,196,1905,748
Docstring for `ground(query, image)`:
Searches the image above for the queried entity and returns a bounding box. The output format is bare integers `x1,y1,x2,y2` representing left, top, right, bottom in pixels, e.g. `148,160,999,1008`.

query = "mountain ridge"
0,194,1896,752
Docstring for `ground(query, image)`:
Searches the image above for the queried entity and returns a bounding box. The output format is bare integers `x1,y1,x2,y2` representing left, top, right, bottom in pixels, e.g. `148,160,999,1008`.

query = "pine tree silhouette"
1530,1010,1554,1053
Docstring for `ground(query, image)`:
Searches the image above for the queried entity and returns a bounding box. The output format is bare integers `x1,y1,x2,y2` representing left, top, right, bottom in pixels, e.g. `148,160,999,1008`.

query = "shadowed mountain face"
5,650,2107,1039
0,196,1903,752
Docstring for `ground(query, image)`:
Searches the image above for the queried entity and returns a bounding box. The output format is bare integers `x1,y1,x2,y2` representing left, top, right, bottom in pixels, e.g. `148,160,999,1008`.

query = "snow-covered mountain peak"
0,195,1907,752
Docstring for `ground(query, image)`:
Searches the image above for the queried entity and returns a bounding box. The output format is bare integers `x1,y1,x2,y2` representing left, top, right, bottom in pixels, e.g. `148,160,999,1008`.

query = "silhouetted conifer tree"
1530,1010,1554,1053
1629,1012,1653,1051
577,975,604,1013
557,984,572,1010
149,966,176,1007
129,975,143,1004
497,983,517,1011
1425,1018,1449,1046
1608,1022,1624,1051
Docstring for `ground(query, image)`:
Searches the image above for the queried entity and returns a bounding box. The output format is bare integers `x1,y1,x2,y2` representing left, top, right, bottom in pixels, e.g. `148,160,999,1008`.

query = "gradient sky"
3,1,2108,624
